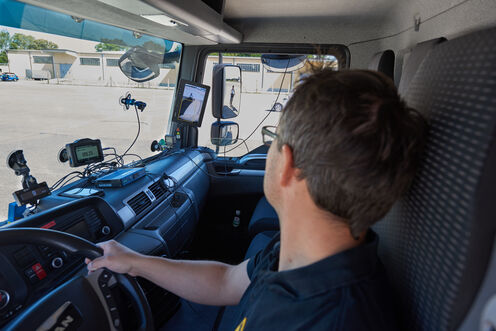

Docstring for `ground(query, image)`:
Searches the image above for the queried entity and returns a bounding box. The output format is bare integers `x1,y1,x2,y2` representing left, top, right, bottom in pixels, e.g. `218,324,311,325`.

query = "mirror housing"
119,46,180,83
212,64,242,119
261,54,307,72
211,121,239,146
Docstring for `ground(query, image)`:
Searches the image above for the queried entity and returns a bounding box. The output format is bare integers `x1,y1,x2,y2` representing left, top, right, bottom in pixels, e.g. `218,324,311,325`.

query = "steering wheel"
0,228,154,331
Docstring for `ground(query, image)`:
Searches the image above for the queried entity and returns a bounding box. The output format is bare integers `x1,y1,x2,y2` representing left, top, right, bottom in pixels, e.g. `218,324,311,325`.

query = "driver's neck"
277,194,364,272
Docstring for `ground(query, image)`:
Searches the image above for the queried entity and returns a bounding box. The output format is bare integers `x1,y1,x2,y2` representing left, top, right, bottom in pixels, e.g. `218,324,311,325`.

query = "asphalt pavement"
0,80,282,221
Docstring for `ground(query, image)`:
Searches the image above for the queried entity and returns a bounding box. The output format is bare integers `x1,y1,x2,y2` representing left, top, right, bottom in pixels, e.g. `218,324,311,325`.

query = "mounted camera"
6,150,50,206
119,92,147,112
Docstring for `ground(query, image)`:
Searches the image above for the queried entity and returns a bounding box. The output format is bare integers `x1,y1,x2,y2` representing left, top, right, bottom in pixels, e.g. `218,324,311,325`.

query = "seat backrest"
368,49,395,81
397,37,446,95
374,27,496,331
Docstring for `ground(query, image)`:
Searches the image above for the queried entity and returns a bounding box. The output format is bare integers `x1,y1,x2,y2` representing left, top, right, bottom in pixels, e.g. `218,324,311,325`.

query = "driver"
87,69,427,330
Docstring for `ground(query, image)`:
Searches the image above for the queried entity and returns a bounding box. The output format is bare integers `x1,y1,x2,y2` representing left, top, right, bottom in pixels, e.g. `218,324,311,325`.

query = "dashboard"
0,149,211,328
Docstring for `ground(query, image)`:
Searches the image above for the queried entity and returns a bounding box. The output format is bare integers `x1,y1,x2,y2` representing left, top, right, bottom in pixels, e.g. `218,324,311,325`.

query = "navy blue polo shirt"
231,231,397,331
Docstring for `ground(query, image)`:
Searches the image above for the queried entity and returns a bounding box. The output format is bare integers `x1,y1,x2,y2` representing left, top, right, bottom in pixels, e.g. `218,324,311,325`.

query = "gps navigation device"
65,138,104,167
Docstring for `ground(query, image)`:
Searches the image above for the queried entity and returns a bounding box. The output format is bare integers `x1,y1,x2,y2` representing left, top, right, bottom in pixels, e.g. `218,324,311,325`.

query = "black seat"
247,196,279,237
397,37,446,95
368,49,395,81
374,27,496,331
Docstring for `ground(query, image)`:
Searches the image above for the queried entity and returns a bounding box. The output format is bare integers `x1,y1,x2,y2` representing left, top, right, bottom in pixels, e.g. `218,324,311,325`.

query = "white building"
5,49,178,87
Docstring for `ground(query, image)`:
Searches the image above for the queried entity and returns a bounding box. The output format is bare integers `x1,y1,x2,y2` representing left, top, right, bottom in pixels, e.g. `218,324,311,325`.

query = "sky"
0,25,98,52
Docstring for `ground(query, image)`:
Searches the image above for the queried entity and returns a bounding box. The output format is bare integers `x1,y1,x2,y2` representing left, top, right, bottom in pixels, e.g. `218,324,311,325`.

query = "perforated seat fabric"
368,49,395,81
373,27,496,330
397,37,446,96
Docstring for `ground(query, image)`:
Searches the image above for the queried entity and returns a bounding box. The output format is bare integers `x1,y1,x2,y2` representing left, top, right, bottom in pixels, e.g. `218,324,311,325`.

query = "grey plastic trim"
238,169,265,176
169,154,204,182
142,0,242,43
239,154,267,166
117,205,135,228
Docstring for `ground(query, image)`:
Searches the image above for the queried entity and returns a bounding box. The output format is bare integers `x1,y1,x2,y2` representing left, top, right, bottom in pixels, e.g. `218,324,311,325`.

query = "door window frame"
191,43,350,156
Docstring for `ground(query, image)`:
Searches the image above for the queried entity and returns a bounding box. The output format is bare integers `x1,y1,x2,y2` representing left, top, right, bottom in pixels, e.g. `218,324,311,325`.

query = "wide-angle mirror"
119,46,181,83
210,121,239,146
261,54,307,73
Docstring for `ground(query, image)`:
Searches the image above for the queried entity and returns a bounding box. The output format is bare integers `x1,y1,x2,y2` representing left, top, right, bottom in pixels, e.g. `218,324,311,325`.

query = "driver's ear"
279,144,297,186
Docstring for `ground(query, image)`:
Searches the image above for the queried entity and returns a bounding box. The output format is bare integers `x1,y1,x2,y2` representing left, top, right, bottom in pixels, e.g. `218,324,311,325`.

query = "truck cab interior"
0,0,495,330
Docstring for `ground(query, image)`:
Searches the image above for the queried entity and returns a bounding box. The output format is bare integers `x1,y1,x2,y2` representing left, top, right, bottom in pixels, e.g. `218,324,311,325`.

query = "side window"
199,52,338,157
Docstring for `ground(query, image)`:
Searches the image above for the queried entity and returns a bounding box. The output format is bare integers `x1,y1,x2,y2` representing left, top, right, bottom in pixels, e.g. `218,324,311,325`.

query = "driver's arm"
86,240,250,306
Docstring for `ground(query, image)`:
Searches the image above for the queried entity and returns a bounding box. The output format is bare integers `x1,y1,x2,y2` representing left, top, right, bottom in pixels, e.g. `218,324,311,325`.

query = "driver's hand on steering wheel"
85,240,143,276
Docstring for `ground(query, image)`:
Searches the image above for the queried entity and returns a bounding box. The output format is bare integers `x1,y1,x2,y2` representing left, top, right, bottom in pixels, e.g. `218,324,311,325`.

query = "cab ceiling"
17,0,496,47
223,0,394,19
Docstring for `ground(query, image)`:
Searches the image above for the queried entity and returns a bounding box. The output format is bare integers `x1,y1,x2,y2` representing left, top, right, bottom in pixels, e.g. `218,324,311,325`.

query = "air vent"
85,208,102,234
149,181,167,200
128,192,152,216
68,214,86,227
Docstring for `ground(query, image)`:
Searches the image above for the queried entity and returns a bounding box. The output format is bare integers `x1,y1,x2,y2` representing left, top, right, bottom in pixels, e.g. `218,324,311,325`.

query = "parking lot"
0,80,281,221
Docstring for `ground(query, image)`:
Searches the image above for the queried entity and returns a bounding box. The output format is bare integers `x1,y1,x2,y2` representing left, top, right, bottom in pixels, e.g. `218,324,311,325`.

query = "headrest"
368,49,395,81
397,37,446,95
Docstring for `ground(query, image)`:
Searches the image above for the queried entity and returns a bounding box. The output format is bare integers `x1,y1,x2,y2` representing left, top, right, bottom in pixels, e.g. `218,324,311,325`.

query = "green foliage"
95,38,126,52
0,51,7,64
95,43,125,52
10,33,35,49
0,30,10,51
9,33,58,50
31,39,58,49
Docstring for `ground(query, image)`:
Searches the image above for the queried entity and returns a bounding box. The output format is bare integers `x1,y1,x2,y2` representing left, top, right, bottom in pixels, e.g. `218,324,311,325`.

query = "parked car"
1,72,18,81
271,94,290,112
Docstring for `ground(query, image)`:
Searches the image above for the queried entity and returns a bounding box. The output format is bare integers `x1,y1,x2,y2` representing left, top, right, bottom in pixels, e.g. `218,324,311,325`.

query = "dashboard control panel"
0,197,124,327
0,150,209,328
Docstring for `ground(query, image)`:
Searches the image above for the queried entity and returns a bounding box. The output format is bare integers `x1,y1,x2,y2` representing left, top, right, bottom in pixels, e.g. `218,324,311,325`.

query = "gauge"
0,290,10,310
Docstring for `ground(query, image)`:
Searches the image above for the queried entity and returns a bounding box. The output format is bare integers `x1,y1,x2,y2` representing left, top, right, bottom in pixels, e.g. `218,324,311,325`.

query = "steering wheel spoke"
7,270,112,331
0,228,153,331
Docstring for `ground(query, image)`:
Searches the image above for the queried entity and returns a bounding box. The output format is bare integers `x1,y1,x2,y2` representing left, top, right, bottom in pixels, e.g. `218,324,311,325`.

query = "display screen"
172,79,210,127
178,84,207,123
75,145,99,161
65,221,91,239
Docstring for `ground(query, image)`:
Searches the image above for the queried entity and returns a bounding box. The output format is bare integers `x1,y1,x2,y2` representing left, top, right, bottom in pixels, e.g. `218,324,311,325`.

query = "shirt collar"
261,230,380,299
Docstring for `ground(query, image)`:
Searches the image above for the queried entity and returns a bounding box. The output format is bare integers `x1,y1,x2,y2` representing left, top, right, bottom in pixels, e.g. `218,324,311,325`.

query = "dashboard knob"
51,257,64,269
0,290,10,310
101,226,111,236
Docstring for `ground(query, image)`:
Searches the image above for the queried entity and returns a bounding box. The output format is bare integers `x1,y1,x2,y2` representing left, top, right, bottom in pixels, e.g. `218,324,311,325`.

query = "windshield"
0,0,181,221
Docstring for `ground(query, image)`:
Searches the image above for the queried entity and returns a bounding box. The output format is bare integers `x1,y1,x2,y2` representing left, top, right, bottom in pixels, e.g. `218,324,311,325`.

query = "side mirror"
211,122,239,146
119,46,180,83
261,54,307,72
212,64,242,119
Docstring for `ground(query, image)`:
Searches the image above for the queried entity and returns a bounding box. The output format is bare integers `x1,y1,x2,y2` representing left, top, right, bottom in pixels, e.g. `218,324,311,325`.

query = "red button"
31,263,47,280
41,221,56,229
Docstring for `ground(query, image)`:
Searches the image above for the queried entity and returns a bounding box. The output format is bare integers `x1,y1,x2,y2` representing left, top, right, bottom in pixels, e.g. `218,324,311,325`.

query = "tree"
9,33,58,50
0,52,7,64
95,43,125,52
0,30,10,51
9,33,35,49
32,39,58,49
95,38,125,52
0,30,9,63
